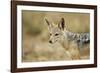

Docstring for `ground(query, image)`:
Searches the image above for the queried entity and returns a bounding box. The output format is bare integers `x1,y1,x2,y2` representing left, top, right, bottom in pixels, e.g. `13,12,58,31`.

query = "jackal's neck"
60,30,69,49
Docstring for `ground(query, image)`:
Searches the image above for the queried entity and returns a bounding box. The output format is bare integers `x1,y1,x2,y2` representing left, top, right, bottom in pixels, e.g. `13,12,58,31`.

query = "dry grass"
22,35,72,62
22,34,90,62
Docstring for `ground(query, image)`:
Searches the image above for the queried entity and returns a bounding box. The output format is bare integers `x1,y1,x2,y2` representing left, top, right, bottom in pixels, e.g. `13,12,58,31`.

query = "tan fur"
46,18,80,60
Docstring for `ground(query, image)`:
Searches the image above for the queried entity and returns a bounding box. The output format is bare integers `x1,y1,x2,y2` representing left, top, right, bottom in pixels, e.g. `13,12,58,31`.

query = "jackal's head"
45,18,65,44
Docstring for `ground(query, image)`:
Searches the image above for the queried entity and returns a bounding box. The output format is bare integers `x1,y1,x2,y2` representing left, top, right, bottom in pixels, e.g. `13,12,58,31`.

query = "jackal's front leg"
68,41,80,60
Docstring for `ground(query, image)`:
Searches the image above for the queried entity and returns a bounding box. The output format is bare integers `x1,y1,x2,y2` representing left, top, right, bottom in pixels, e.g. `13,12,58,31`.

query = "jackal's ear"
58,18,65,30
45,18,50,26
45,18,53,30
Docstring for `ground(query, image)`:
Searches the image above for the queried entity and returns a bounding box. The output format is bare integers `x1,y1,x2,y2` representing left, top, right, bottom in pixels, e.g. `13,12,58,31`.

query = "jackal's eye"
50,33,52,36
55,33,59,36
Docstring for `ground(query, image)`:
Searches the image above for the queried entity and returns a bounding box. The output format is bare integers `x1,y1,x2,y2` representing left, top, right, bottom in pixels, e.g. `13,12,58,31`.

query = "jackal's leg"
68,41,80,60
65,51,73,60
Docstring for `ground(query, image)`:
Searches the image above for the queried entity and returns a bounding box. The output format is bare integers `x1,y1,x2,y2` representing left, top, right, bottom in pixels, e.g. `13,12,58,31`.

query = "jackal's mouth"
49,40,58,44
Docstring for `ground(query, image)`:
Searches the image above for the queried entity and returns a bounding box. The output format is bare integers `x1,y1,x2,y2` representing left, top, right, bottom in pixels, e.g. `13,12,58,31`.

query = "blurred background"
22,10,90,62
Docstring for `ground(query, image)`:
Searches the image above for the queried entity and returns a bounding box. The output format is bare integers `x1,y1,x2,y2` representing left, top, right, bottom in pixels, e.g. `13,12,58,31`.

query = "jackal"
45,18,90,60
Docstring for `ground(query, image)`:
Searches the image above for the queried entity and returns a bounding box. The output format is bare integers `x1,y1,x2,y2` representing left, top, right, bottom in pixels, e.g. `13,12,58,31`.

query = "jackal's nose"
49,40,52,43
